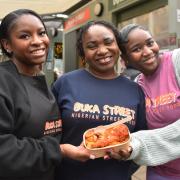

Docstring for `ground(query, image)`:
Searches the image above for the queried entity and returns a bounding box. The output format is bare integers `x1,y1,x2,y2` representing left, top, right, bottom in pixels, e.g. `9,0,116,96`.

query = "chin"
36,57,46,64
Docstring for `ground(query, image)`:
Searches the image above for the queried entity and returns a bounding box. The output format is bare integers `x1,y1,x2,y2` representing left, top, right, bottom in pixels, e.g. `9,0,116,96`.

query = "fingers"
106,146,132,161
108,150,123,160
89,154,96,160
103,154,111,160
77,145,96,161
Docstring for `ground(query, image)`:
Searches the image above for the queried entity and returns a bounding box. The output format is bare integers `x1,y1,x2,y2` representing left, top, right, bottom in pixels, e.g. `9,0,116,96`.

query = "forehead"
128,28,152,42
11,14,44,31
83,24,114,41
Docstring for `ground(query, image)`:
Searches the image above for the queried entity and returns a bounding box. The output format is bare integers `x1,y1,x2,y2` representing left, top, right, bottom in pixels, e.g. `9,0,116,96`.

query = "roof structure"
0,0,90,20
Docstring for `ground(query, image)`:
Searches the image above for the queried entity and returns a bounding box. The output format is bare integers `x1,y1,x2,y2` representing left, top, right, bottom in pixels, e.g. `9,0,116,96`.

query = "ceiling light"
52,14,69,19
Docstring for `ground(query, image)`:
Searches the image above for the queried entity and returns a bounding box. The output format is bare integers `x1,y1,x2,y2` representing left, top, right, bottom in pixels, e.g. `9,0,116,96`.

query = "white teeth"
104,57,110,62
31,49,44,55
99,57,111,63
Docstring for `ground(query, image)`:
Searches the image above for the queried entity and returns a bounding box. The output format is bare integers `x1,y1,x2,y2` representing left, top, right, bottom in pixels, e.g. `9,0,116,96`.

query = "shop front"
63,0,180,73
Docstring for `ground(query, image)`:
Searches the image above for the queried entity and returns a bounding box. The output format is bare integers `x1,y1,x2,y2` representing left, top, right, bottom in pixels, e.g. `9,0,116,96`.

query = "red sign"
64,8,91,30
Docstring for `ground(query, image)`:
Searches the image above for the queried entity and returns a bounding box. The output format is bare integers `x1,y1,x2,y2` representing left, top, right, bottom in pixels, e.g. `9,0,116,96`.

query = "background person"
52,20,147,180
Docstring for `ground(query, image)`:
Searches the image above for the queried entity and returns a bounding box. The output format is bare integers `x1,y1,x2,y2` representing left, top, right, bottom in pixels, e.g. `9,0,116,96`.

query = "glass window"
118,6,169,49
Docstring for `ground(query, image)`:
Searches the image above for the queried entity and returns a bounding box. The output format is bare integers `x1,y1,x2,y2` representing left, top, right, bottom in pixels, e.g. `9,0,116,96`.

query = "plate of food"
83,122,130,158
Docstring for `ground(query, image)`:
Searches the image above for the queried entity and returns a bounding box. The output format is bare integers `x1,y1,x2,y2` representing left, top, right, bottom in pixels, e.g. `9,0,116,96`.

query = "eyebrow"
129,37,153,47
145,37,154,42
86,40,96,44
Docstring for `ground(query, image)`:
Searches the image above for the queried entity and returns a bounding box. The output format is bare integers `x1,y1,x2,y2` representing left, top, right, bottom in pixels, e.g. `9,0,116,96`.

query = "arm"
129,119,180,166
0,95,62,177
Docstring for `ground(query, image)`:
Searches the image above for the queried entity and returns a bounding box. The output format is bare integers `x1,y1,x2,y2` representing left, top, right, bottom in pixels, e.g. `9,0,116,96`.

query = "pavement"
132,166,146,180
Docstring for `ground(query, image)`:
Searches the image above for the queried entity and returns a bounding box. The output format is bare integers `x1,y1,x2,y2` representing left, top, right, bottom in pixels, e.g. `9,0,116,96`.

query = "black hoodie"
0,60,62,180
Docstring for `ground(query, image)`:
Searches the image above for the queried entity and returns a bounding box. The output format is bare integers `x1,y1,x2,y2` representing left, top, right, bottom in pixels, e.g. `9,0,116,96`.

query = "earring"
82,59,86,66
6,49,12,53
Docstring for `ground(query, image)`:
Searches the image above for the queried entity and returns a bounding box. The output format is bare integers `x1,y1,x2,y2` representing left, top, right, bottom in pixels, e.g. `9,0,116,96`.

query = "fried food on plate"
84,124,129,149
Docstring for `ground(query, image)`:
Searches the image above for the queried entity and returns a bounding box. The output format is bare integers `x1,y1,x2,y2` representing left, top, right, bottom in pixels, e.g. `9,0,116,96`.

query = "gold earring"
82,59,86,66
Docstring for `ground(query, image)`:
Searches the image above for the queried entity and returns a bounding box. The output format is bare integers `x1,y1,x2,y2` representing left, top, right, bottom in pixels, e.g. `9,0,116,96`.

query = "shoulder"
160,51,173,63
53,69,86,90
0,60,12,72
117,76,145,102
56,69,86,83
0,61,19,81
0,61,23,96
61,69,85,79
0,60,17,72
120,75,140,87
119,75,143,95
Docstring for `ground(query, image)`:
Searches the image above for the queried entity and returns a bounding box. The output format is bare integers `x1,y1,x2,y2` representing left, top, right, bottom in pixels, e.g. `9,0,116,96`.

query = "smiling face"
82,24,120,78
122,28,160,76
3,14,49,73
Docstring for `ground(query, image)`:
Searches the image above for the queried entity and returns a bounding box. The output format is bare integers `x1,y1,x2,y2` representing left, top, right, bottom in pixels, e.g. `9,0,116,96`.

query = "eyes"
131,40,155,53
19,30,47,40
86,38,115,50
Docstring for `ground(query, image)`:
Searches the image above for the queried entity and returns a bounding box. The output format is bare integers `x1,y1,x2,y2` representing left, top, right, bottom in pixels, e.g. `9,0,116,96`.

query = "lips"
142,55,157,64
96,56,113,64
30,48,46,57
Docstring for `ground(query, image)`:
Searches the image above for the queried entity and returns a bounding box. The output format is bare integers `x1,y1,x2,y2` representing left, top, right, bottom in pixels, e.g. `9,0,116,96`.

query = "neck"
86,67,119,80
12,60,41,76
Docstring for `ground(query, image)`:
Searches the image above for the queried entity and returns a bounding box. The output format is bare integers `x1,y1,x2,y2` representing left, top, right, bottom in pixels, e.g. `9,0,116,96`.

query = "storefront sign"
64,8,91,30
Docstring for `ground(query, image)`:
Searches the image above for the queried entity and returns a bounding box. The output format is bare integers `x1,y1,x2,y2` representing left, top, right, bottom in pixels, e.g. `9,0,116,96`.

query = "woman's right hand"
60,144,95,162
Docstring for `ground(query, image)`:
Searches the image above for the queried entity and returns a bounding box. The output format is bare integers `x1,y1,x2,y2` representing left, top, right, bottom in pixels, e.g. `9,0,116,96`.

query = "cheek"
115,49,120,57
84,50,94,60
128,53,141,63
154,44,159,52
112,45,120,55
13,44,27,53
44,37,50,47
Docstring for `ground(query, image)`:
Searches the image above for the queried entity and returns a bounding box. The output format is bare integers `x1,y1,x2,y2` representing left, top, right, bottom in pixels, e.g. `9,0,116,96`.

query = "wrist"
60,144,67,158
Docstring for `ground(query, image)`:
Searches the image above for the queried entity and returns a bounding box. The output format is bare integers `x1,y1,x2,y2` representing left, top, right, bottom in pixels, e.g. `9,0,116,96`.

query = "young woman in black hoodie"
0,9,91,180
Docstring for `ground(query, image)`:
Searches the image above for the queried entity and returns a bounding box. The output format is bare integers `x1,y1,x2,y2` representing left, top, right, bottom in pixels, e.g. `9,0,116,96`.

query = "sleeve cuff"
128,135,141,160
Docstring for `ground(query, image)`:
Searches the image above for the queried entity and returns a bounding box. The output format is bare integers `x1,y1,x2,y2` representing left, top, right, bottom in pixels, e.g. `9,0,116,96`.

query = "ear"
1,39,12,52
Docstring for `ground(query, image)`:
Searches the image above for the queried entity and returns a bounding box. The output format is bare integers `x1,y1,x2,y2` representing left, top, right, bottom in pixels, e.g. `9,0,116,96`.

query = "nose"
31,35,43,45
142,46,152,56
97,45,108,55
